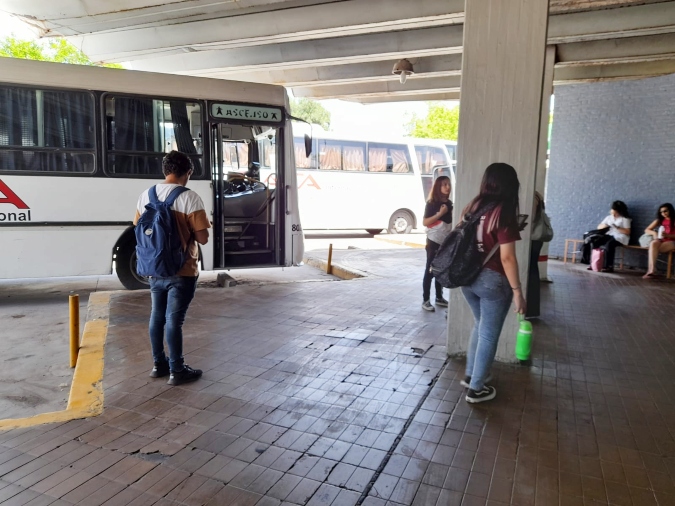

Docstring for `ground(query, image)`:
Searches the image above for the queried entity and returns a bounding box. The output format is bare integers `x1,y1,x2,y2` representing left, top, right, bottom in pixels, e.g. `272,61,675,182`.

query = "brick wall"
547,73,675,269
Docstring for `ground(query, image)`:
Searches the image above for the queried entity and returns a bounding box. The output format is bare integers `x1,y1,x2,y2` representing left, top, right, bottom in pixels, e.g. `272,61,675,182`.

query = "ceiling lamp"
392,59,414,84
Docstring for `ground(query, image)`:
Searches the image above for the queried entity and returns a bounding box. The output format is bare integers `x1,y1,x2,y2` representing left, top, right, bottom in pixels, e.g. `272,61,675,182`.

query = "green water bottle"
515,314,533,363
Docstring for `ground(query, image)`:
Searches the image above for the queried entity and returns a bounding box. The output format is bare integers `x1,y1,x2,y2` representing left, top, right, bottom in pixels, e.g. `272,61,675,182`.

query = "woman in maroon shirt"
460,163,526,404
643,203,675,278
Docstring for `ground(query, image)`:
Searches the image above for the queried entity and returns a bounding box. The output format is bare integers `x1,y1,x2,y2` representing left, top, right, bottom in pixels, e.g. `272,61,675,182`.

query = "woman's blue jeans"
149,276,197,372
461,268,513,391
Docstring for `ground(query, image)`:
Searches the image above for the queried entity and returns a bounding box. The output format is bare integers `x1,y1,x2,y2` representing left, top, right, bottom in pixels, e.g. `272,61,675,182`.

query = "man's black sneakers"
150,361,170,378
466,386,496,404
167,365,202,386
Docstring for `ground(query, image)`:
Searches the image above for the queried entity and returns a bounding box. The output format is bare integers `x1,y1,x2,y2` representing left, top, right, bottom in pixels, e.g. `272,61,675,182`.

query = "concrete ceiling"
2,0,675,103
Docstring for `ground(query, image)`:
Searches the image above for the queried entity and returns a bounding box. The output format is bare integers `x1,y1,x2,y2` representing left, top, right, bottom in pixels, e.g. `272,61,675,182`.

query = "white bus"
0,58,304,289
223,130,456,234
288,132,456,234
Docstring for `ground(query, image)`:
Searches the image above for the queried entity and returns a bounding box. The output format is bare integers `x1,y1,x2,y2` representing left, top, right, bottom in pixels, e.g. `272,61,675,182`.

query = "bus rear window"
105,96,203,177
0,86,95,174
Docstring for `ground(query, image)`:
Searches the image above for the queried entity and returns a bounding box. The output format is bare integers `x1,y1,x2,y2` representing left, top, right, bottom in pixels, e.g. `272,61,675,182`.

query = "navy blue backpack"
135,185,189,277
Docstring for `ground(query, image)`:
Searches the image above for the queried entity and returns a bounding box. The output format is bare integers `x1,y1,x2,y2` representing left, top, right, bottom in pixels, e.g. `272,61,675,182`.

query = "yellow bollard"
69,294,79,368
327,243,333,274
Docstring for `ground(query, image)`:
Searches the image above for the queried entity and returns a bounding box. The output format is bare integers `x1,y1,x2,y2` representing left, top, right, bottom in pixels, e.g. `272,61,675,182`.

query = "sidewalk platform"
0,252,674,506
374,234,426,249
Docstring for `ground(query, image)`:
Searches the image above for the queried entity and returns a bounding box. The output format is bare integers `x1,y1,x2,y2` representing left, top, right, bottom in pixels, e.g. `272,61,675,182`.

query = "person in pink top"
643,203,675,279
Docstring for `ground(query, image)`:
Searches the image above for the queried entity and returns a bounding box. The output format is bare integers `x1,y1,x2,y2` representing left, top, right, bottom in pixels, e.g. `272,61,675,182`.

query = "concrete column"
536,46,557,198
535,46,556,283
447,0,550,362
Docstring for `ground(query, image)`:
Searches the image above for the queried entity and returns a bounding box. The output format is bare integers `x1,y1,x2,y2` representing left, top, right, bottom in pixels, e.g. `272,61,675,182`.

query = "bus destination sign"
210,103,283,123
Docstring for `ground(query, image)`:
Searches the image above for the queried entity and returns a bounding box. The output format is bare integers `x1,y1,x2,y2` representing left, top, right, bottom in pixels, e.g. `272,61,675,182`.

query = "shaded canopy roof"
3,0,675,102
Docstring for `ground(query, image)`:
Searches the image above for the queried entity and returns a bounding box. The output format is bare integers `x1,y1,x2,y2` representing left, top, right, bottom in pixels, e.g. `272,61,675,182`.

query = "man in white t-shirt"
594,200,632,272
134,151,211,386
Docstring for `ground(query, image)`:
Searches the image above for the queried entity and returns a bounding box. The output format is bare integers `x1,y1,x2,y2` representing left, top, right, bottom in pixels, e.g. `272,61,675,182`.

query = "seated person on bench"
589,200,631,273
643,203,675,279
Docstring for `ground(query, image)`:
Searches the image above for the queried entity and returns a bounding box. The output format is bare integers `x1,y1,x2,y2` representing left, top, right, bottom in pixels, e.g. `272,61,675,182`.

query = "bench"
617,245,674,279
564,238,673,278
563,239,584,264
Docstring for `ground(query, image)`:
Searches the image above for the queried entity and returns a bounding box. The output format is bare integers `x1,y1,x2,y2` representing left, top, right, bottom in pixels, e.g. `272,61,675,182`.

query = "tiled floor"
0,250,673,506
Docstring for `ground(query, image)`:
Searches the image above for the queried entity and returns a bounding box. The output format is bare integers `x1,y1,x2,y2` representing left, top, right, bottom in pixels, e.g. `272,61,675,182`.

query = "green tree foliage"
290,98,331,130
0,36,122,68
407,103,460,140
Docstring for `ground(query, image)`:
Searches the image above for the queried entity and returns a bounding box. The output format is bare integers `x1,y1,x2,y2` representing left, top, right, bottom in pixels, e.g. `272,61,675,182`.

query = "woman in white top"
593,200,632,272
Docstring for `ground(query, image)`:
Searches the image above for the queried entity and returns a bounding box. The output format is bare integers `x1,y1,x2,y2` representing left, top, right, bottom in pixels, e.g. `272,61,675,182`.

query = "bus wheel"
388,211,413,234
115,241,149,290
366,229,383,235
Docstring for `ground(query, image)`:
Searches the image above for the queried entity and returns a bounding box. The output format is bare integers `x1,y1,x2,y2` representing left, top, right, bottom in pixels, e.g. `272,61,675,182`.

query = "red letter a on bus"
0,180,29,209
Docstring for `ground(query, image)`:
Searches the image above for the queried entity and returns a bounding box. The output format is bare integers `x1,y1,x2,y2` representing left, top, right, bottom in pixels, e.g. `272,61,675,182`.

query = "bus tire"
388,210,413,234
366,229,383,235
115,240,149,290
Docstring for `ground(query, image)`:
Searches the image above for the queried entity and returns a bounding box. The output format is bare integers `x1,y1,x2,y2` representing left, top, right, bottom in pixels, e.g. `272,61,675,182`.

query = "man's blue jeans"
149,276,197,373
461,268,513,391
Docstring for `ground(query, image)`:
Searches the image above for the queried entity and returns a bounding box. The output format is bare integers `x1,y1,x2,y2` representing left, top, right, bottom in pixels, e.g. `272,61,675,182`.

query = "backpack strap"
474,204,500,266
463,202,497,226
148,185,159,204
482,244,500,266
163,186,190,207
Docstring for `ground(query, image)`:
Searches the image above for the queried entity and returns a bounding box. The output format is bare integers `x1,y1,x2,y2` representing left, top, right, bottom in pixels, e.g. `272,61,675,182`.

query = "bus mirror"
304,134,312,157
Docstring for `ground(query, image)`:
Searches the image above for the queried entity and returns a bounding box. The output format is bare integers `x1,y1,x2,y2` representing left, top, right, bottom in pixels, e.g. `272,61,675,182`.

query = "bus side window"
0,85,96,174
318,140,341,170
104,96,203,177
414,145,447,175
106,115,114,154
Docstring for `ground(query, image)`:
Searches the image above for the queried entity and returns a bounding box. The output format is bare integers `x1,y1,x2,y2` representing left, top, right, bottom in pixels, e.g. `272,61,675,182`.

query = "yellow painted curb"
303,256,366,280
373,235,425,248
0,292,111,431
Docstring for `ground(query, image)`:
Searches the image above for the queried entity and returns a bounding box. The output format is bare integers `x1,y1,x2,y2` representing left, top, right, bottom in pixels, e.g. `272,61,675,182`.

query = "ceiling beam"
69,0,464,61
554,58,675,83
127,25,463,72
207,54,462,86
347,92,460,104
292,76,462,99
9,0,337,36
549,0,671,13
557,32,675,63
548,2,675,43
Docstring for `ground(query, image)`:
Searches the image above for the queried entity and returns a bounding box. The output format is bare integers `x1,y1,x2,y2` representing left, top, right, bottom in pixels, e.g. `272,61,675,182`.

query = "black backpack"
430,203,500,289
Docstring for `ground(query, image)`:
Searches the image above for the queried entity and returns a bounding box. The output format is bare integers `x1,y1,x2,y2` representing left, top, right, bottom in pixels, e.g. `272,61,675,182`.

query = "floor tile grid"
0,255,673,505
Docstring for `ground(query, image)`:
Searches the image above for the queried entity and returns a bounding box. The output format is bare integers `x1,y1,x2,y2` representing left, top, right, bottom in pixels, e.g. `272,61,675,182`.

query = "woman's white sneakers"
466,385,497,403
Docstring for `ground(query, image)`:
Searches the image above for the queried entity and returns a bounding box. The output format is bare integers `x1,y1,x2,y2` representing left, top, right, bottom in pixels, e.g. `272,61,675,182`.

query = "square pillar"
447,0,550,362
